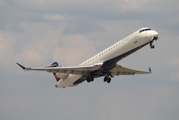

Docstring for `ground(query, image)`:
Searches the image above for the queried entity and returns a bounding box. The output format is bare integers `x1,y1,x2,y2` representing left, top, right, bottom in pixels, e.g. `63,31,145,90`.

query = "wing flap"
110,65,151,76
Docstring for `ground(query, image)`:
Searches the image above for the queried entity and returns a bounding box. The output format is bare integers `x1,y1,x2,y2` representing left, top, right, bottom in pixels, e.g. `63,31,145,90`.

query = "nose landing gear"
150,37,158,49
150,41,155,49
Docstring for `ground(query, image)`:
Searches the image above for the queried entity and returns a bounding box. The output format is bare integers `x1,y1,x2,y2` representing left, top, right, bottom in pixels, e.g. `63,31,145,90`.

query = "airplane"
17,27,158,88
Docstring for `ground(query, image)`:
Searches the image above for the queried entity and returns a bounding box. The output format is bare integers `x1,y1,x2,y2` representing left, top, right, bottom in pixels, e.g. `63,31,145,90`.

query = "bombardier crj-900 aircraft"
17,28,158,88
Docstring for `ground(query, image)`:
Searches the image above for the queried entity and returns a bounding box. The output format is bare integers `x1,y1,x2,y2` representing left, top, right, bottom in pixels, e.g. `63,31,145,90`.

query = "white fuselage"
56,28,158,88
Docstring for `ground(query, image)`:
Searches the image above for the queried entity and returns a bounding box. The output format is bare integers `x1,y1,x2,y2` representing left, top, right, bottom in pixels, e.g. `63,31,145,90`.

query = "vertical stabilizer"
50,62,61,82
53,72,61,82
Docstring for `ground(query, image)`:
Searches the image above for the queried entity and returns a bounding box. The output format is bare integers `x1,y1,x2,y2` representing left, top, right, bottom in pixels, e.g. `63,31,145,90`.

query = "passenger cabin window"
139,28,151,33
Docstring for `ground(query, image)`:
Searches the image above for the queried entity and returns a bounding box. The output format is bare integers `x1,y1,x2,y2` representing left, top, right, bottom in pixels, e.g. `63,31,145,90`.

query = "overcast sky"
1,0,179,120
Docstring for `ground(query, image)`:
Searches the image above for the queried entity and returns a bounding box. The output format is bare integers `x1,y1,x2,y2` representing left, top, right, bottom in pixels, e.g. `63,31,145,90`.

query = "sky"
0,0,179,120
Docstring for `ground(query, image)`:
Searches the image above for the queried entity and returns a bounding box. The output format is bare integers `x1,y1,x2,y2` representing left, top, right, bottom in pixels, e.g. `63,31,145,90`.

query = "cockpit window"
139,28,151,33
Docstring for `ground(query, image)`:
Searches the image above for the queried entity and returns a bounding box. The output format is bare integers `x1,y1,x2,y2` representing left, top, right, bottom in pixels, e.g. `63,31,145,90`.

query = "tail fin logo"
53,72,61,82
51,62,59,67
51,62,60,82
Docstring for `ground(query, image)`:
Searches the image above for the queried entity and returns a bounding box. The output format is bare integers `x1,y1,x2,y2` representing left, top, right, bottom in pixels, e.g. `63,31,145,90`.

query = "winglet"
149,67,152,73
17,63,26,70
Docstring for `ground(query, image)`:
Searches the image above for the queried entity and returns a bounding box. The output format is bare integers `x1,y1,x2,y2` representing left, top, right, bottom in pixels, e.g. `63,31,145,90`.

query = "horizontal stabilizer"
17,63,26,70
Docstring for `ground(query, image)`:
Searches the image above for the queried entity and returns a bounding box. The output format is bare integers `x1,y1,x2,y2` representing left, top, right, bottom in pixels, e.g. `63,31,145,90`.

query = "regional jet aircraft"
17,27,158,88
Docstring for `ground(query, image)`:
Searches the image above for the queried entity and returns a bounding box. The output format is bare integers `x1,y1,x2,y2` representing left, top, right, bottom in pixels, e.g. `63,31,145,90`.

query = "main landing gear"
87,76,94,83
150,37,158,49
104,76,111,83
86,75,112,83
104,72,114,83
86,72,113,83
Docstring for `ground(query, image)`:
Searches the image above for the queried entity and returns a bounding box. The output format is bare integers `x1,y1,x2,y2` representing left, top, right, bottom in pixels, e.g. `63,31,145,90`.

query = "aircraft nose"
149,30,158,37
153,31,158,37
148,30,158,40
153,31,158,40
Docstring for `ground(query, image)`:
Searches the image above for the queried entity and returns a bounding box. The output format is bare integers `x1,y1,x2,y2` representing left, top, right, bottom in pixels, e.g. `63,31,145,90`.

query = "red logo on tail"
53,72,61,82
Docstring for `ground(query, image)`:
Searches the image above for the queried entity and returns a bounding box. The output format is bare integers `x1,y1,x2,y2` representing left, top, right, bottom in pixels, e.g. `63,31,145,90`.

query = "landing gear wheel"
107,78,111,83
91,77,94,82
104,77,108,82
87,77,91,83
150,41,155,49
150,36,158,49
104,77,111,83
86,76,94,83
151,45,155,49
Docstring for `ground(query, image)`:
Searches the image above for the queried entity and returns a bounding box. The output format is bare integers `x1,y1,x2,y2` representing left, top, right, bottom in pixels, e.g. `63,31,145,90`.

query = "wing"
17,63,101,75
110,65,151,76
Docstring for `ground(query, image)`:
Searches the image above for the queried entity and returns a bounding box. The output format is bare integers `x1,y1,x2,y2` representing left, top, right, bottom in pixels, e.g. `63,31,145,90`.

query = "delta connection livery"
17,28,158,88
